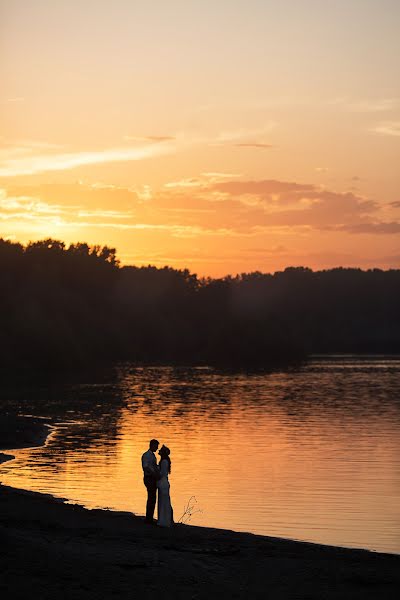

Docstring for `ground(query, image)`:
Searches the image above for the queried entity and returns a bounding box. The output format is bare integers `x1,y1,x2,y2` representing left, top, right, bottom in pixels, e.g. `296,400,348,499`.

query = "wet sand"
1,417,399,599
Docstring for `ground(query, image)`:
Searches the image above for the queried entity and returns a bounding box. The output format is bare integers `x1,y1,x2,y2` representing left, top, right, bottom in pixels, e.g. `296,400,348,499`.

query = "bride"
157,445,173,527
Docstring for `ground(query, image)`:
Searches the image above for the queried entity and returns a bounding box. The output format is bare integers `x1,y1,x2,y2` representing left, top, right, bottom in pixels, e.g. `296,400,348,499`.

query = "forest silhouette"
1,238,399,368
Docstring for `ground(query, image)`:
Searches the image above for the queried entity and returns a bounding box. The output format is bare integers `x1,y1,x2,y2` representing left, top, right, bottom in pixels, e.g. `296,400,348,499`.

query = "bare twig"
177,495,203,524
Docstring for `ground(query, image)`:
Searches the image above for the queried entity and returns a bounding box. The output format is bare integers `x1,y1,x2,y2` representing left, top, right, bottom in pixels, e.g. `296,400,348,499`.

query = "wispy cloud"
0,127,282,178
233,143,273,149
76,209,133,220
0,141,176,177
212,123,277,146
370,121,400,137
164,178,204,189
0,139,64,161
0,191,71,221
201,172,242,180
340,222,400,234
212,179,316,197
330,97,399,112
123,135,175,142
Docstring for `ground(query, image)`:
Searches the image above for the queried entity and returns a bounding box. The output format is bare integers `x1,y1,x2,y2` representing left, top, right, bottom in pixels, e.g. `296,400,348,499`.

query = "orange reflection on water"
1,361,400,553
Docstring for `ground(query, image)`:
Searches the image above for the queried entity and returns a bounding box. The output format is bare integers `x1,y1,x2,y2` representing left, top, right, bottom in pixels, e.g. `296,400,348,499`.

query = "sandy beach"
1,417,399,599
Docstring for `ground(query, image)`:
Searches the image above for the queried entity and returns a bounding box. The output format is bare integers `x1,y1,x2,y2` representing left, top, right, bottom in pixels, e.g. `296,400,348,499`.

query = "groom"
141,439,159,524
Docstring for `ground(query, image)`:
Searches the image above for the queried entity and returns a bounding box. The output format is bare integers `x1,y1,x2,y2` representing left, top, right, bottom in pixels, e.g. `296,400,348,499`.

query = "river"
1,356,399,553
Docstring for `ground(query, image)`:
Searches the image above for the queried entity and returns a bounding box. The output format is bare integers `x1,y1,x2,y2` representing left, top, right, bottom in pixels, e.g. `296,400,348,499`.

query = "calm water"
1,356,399,553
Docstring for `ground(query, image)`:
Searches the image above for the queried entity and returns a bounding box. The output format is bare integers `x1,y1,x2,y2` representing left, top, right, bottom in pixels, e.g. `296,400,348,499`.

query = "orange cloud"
4,177,389,237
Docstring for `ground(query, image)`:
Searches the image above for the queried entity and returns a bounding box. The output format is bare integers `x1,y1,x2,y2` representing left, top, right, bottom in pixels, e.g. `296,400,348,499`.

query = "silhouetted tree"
0,238,399,368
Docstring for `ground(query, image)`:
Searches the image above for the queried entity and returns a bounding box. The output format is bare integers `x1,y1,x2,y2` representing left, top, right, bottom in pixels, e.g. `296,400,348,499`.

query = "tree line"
1,238,399,368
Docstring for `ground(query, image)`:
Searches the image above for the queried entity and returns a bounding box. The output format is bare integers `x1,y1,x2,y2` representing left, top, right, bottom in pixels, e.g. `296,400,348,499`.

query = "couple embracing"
141,439,173,527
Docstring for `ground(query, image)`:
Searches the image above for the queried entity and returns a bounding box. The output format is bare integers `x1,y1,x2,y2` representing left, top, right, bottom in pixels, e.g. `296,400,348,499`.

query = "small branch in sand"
178,496,203,524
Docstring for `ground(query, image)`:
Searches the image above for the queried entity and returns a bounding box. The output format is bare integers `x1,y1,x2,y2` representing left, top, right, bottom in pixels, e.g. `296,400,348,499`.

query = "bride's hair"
159,445,171,473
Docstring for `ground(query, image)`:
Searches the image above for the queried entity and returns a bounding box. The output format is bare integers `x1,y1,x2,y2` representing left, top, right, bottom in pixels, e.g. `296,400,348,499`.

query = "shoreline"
1,415,394,557
1,484,399,599
1,417,400,598
0,415,53,449
0,415,53,465
0,453,14,464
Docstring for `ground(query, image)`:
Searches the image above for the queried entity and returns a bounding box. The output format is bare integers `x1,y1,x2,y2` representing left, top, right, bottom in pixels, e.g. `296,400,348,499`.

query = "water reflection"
1,357,399,553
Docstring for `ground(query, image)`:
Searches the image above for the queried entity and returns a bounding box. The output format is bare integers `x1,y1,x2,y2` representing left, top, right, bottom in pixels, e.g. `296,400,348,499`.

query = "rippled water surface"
1,356,399,553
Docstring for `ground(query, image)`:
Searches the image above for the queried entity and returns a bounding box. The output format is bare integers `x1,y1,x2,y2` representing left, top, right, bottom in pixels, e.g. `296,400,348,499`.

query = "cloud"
123,135,175,142
1,127,283,179
3,175,397,276
211,123,277,146
330,97,399,112
163,172,243,189
233,143,273,149
1,176,387,240
6,182,139,211
0,141,176,177
245,245,288,255
370,121,400,136
213,179,316,196
76,209,133,220
201,172,242,180
0,186,239,238
204,178,382,231
212,179,376,209
389,201,400,208
164,178,204,189
145,136,175,142
0,139,64,161
0,190,70,217
340,222,400,234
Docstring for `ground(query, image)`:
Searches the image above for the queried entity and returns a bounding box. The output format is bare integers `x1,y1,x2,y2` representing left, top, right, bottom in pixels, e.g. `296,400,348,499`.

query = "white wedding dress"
157,459,172,527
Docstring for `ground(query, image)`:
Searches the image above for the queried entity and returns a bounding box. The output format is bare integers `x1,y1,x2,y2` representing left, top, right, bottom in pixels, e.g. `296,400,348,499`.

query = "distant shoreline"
2,240,400,370
310,353,400,357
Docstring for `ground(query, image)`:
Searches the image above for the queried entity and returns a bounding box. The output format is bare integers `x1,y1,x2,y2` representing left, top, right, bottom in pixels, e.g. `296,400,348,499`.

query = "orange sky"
1,0,399,276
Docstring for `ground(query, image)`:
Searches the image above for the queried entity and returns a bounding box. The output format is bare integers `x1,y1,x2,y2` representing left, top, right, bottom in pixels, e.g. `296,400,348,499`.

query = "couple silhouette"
141,439,173,527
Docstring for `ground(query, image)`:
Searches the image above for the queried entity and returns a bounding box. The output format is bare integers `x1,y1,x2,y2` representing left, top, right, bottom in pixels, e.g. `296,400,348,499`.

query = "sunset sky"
1,0,399,276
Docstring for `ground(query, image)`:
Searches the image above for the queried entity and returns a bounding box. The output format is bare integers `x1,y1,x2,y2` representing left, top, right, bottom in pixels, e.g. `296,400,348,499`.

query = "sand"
1,417,399,599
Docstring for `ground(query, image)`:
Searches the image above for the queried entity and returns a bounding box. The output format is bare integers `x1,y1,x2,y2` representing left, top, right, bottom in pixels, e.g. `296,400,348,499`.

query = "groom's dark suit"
141,448,158,523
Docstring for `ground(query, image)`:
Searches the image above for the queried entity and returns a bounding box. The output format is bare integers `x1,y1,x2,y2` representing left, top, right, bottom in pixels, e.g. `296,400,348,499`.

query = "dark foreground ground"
1,418,399,599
